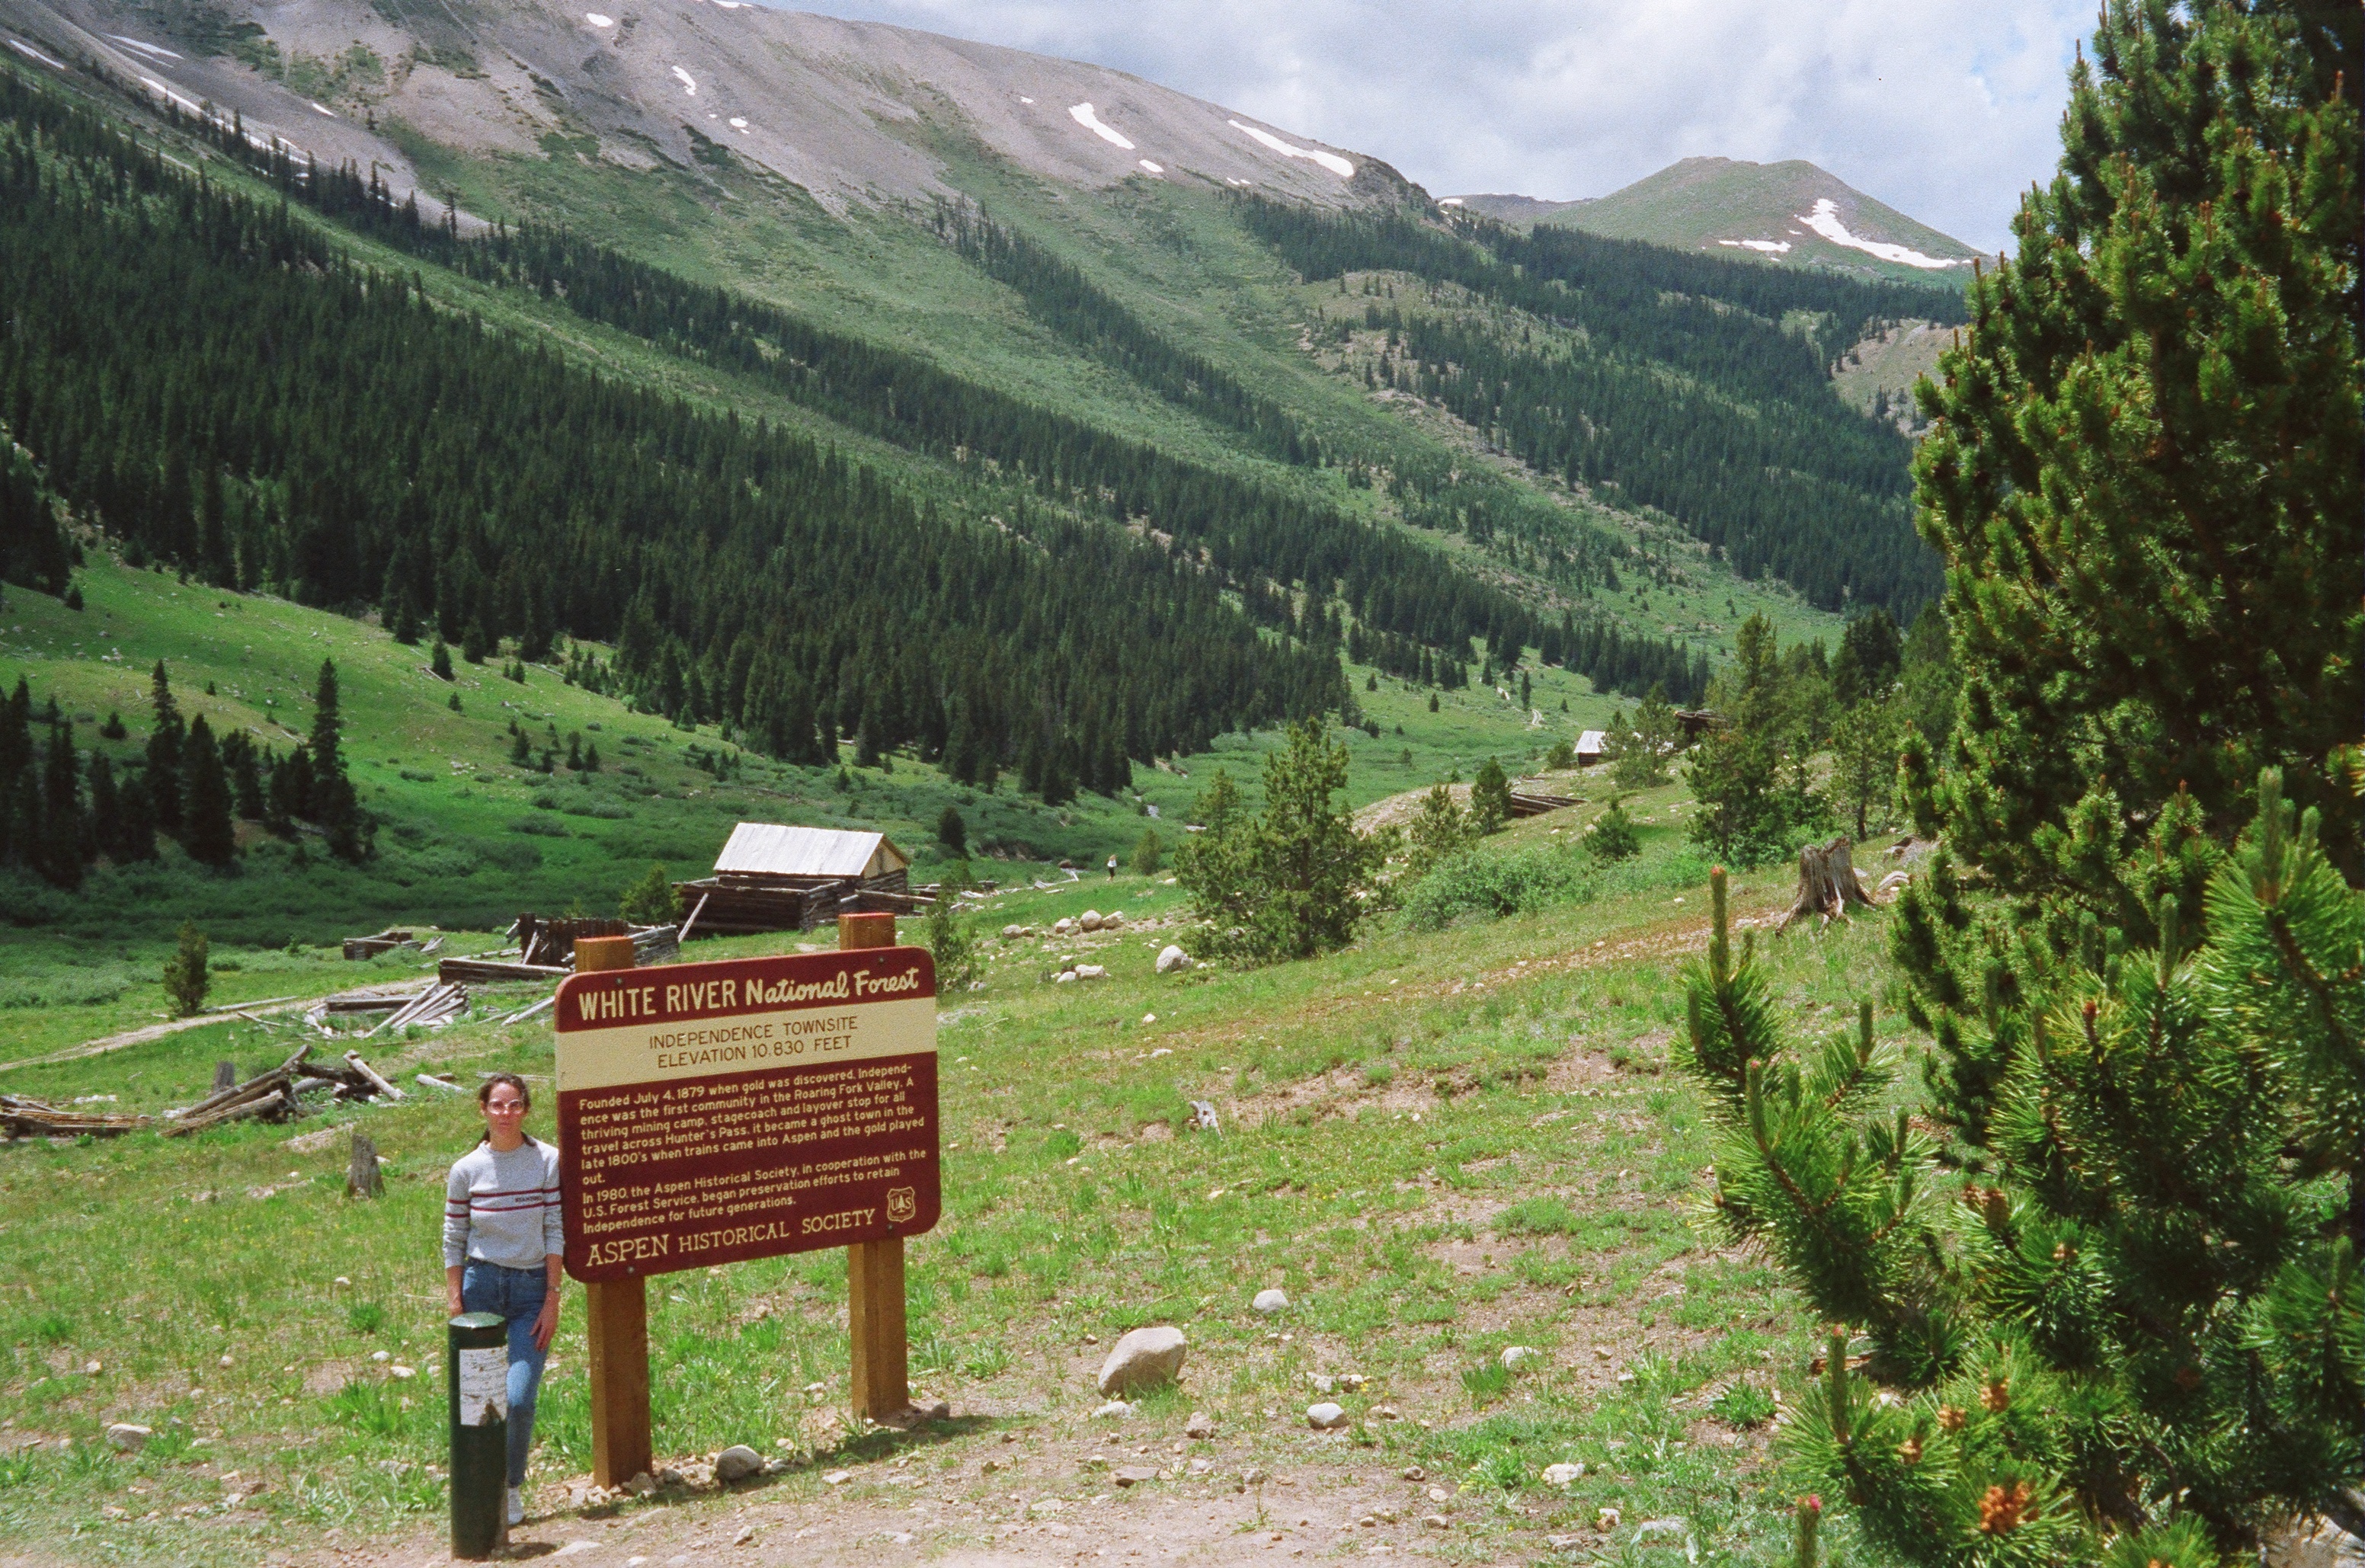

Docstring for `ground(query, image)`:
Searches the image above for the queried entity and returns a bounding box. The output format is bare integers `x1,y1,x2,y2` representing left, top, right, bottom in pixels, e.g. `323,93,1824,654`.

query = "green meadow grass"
0,796,1914,1564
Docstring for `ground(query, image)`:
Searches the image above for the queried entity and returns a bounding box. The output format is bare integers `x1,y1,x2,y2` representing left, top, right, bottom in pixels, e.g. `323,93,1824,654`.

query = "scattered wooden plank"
438,958,568,985
342,1051,405,1101
500,995,557,1027
202,995,299,1014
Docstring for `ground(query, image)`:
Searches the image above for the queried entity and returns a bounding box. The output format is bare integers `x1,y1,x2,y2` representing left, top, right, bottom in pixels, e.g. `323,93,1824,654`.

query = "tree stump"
1777,836,1879,933
212,1061,238,1095
347,1129,384,1198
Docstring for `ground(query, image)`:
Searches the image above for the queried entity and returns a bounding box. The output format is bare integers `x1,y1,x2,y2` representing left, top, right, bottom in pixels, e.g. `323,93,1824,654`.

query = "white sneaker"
506,1486,525,1527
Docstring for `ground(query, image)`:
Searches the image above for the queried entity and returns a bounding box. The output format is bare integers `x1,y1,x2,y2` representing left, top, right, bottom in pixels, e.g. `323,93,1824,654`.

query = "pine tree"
306,659,368,861
1468,757,1512,836
37,717,83,888
85,752,121,862
1678,773,2363,1566
430,638,453,681
1830,691,1903,840
161,921,210,1016
180,715,236,867
936,805,967,859
1911,0,2362,905
1178,720,1382,962
1403,783,1471,880
113,768,157,862
145,660,184,832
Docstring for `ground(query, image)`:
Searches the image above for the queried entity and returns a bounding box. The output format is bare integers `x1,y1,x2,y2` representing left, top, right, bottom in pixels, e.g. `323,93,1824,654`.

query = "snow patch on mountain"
672,66,697,97
1794,199,1963,270
1067,103,1134,150
1227,119,1352,178
1719,238,1792,253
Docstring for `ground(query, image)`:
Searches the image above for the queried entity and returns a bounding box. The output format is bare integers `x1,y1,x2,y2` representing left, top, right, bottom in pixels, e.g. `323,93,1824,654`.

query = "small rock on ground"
713,1445,763,1483
1306,1403,1347,1429
1096,1325,1187,1396
1253,1288,1290,1314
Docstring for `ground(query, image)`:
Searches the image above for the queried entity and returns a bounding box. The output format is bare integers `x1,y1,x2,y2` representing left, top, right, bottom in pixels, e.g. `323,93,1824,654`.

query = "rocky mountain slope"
0,0,1411,213
1450,156,1979,285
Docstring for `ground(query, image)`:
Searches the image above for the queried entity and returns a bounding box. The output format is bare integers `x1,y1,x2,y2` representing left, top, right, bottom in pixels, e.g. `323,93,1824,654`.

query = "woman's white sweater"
443,1140,563,1269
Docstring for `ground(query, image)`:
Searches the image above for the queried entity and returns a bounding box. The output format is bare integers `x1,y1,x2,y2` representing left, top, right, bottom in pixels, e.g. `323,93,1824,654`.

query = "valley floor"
0,820,1915,1568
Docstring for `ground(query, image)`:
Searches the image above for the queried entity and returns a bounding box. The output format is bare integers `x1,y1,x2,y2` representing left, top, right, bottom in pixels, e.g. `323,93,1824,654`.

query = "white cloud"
770,0,2088,250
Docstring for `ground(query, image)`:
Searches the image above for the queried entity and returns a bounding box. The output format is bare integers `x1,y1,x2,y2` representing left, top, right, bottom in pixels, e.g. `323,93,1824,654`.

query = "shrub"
1583,796,1640,862
923,894,980,990
1400,843,1589,930
1131,826,1164,876
618,862,678,925
936,805,966,858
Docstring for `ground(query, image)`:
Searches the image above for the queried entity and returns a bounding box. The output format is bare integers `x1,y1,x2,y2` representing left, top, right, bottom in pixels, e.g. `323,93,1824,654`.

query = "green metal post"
447,1311,507,1559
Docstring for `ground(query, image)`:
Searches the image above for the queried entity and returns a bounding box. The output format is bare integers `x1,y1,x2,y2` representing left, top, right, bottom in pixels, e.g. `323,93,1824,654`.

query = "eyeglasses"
485,1100,528,1115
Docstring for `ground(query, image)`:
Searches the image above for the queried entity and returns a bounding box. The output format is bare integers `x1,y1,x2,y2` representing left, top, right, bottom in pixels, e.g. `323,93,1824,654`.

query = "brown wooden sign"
553,946,939,1283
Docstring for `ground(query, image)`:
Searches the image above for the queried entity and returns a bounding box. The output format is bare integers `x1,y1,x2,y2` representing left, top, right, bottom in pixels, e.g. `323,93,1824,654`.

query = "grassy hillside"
0,782,1915,1567
0,547,1657,957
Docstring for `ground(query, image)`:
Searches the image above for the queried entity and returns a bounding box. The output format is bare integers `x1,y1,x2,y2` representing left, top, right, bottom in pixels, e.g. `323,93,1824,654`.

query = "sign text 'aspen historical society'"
553,947,939,1282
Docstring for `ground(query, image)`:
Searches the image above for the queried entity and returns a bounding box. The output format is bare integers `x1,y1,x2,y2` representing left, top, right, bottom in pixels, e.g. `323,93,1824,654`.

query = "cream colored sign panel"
556,994,935,1093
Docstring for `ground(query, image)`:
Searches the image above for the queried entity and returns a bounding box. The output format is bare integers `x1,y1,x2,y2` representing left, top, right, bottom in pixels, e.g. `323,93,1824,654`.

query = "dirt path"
0,994,329,1075
313,1432,1488,1568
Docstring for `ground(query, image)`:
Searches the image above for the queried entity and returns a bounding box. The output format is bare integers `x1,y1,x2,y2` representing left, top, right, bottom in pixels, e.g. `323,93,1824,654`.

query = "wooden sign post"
571,936,650,1489
837,913,910,1421
558,920,937,1488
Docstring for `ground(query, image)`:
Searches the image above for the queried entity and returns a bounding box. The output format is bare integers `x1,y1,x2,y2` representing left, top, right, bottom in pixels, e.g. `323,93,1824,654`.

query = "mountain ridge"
1447,155,1980,286
0,0,1418,213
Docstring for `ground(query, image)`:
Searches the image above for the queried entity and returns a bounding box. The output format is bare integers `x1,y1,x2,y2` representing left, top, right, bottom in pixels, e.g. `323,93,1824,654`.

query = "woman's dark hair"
474,1072,537,1146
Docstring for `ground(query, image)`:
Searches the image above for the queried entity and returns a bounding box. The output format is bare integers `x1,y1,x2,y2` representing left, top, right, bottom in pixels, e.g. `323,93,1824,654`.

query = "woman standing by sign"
444,1073,562,1528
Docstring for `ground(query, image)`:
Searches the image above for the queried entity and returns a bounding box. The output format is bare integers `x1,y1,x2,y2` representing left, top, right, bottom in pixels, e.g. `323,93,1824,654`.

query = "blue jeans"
460,1262,550,1486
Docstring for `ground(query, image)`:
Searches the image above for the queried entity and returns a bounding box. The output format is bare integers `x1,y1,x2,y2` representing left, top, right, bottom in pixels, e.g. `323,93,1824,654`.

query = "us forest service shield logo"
885,1186,917,1224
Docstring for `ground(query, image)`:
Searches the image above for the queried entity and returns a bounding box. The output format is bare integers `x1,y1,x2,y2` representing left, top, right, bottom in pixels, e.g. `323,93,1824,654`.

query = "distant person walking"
444,1073,562,1528
1106,854,1118,879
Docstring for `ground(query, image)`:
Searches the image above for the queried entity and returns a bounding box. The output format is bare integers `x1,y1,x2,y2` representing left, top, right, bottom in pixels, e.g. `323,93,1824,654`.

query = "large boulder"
1096,1326,1188,1397
1156,945,1193,974
1079,910,1105,932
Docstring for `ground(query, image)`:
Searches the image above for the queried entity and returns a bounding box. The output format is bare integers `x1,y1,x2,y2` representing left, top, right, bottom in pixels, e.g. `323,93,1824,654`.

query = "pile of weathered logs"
438,919,678,984
342,927,420,960
0,1094,152,1138
2,1044,405,1140
362,981,468,1037
1508,782,1582,818
163,1044,408,1136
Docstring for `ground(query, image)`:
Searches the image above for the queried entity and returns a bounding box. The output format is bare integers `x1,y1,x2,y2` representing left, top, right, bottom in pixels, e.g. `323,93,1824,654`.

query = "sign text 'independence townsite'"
552,947,939,1282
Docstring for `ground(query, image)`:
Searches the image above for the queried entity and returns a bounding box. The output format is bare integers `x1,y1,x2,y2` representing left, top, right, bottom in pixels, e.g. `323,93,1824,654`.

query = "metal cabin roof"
714,823,910,879
1576,730,1607,754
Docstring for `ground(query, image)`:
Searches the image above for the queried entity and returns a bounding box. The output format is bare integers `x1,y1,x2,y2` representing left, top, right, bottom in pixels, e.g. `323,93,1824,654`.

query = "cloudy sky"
779,0,2092,251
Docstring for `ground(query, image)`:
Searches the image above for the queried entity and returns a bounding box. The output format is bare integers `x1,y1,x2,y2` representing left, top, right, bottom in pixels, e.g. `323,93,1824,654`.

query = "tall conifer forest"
1237,197,1962,616
0,68,1733,817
